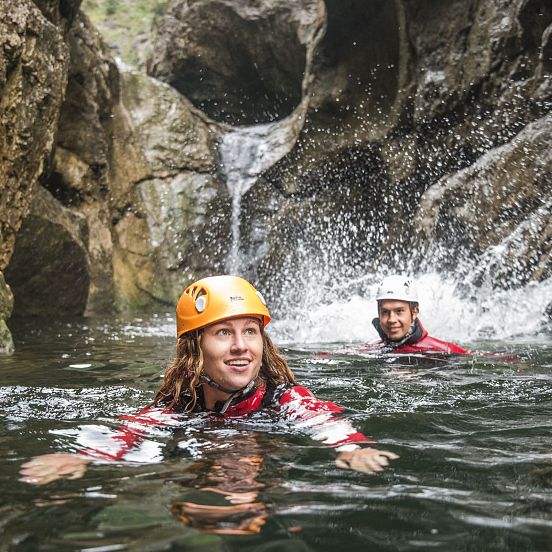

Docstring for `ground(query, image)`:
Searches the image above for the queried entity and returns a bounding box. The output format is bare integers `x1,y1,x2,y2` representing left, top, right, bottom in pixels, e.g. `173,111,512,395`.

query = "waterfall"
218,114,304,274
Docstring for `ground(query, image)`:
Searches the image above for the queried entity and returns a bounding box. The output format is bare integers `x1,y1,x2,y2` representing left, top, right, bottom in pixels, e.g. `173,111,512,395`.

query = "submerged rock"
529,465,552,487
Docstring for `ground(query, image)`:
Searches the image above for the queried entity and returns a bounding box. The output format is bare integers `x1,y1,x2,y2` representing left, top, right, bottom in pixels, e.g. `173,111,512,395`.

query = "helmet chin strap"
200,372,248,395
200,372,259,414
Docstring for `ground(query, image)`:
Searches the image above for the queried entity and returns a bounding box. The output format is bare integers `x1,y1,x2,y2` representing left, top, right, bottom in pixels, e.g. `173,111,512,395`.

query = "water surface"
1,316,551,551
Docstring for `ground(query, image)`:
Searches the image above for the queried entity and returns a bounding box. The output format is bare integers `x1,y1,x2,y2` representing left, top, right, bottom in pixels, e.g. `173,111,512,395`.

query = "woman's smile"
226,357,253,371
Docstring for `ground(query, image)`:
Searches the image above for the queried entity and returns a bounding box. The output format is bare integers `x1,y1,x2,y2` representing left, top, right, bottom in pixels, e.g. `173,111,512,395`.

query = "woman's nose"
230,333,247,351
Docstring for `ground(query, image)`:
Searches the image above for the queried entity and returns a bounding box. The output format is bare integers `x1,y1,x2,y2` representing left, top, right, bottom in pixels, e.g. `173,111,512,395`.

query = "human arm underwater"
19,407,178,485
271,384,399,474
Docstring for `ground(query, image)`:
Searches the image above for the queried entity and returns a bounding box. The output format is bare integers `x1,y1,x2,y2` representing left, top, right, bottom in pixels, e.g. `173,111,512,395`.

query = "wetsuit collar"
372,317,425,351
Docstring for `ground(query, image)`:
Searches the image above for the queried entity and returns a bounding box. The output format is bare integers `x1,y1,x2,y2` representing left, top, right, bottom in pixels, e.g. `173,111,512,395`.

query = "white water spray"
269,272,552,346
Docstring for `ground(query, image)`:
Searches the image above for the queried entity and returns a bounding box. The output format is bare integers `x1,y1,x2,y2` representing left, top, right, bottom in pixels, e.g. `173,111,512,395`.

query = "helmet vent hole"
194,289,207,313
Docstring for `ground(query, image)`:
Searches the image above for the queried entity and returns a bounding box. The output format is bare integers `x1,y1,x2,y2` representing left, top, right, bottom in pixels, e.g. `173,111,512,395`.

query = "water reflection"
171,433,267,535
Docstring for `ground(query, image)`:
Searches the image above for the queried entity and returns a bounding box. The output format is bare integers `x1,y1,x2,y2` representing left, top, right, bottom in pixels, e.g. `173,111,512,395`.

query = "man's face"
379,300,417,341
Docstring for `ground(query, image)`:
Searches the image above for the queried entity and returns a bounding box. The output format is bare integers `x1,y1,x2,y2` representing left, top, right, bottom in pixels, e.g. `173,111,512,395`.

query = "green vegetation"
81,0,168,68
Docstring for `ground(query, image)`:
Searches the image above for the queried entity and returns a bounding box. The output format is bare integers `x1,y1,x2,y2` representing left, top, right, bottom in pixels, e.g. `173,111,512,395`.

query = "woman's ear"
411,304,419,321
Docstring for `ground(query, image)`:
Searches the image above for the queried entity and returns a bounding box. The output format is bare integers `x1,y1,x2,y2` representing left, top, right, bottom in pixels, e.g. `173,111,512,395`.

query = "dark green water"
1,316,552,551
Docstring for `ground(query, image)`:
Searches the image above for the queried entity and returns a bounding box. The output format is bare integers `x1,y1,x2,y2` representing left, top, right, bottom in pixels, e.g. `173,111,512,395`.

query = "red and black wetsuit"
79,383,373,462
360,318,469,355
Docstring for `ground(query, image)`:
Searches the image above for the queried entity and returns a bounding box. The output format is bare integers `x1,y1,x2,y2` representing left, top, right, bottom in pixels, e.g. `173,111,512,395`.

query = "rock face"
148,0,326,125
0,0,75,351
1,0,551,349
0,0,223,351
0,0,69,270
112,68,224,308
416,112,552,287
236,0,552,305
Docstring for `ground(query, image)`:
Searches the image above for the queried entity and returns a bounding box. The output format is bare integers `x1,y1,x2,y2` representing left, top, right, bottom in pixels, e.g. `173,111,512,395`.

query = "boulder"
415,112,552,287
112,67,227,309
4,186,89,317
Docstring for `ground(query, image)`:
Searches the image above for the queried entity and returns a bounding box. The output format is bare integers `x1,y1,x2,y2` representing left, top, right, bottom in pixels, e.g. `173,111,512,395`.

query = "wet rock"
528,465,552,487
289,0,409,173
543,23,552,73
241,145,392,311
0,0,69,270
0,273,14,354
4,186,89,317
415,113,552,287
148,0,325,125
114,67,227,308
239,0,551,288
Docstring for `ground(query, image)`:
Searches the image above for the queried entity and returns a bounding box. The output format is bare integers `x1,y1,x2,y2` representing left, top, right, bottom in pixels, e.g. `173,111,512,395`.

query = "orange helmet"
176,275,271,337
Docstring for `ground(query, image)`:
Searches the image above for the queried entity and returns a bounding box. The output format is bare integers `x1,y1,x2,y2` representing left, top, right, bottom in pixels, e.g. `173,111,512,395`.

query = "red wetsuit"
360,318,469,355
80,383,373,462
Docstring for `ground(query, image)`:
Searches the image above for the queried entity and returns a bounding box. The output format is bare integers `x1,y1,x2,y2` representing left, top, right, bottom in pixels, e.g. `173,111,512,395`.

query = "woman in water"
20,275,398,485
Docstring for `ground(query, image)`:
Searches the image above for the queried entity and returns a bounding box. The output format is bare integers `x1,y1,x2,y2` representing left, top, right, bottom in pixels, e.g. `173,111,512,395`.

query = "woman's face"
200,317,263,394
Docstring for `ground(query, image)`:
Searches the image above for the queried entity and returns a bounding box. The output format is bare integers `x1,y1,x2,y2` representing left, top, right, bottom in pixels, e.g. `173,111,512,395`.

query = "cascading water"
227,113,552,347
218,113,305,274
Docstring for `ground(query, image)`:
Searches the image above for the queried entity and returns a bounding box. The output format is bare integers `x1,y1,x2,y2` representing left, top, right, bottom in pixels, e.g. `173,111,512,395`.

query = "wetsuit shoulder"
397,334,469,354
277,385,344,413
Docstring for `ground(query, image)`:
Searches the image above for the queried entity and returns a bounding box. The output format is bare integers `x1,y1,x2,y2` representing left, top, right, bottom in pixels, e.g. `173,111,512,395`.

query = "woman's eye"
216,328,231,335
245,327,258,335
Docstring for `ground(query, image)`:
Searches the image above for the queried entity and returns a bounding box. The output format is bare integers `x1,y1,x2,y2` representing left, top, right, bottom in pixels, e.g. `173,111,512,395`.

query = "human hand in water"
19,453,91,485
335,447,399,474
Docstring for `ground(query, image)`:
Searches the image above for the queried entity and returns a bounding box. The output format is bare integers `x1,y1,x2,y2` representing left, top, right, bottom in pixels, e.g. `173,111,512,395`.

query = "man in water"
367,275,469,354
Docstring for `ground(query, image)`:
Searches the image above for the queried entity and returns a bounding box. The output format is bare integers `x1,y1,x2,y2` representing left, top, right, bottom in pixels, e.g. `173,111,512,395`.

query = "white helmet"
375,275,418,303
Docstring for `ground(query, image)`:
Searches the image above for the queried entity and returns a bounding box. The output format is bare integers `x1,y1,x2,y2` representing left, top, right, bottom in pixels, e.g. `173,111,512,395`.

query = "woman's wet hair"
152,327,296,412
